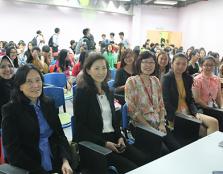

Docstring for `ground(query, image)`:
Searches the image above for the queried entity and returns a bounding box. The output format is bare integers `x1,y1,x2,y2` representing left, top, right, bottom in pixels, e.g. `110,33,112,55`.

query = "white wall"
0,0,132,49
140,5,178,45
178,0,223,55
1,0,222,55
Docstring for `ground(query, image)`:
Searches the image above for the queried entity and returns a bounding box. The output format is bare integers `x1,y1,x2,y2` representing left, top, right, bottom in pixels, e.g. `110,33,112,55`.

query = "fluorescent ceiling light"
117,0,131,2
154,0,178,5
144,0,153,3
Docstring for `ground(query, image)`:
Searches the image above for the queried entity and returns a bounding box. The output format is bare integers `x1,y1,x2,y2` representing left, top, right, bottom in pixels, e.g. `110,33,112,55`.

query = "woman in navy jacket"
74,52,146,174
1,64,75,174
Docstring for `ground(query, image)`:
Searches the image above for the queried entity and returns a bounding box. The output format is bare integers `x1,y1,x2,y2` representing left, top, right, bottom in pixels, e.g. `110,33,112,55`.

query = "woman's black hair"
82,52,110,93
172,52,188,75
58,49,69,72
6,46,18,68
117,43,125,62
79,51,88,70
26,46,41,63
200,55,216,65
172,52,188,63
120,48,134,68
135,50,157,75
188,49,199,61
11,64,44,104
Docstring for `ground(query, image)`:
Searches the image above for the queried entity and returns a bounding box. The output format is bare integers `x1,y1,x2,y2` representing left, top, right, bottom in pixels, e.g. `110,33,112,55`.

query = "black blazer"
74,86,122,146
162,70,198,121
1,97,74,174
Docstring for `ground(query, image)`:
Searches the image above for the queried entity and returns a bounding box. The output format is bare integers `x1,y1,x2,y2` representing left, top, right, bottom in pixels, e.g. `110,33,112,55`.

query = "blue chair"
107,79,115,92
121,104,135,144
121,103,166,160
110,69,116,80
43,86,71,128
44,73,67,88
44,73,73,100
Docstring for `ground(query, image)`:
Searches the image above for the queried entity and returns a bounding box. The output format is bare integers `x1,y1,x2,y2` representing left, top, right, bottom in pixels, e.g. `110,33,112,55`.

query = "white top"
97,94,114,133
126,131,223,174
52,34,59,47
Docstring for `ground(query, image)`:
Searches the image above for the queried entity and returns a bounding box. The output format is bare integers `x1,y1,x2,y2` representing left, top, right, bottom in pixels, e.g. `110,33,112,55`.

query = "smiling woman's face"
0,58,14,79
19,70,42,102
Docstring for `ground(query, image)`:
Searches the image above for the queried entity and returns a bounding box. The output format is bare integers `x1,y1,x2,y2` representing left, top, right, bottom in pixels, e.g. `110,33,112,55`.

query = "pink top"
192,72,221,104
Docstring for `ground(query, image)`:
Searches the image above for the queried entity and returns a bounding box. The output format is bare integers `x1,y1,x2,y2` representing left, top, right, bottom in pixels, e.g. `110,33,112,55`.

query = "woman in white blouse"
74,52,147,174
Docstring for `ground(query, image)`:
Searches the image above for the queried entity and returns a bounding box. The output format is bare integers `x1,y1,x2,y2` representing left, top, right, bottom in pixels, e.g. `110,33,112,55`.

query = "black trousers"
102,133,147,174
161,128,181,155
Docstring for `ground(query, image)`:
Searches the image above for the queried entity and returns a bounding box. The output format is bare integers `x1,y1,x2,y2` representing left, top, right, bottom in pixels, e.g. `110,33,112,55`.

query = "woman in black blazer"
74,52,147,174
162,53,218,135
1,64,75,174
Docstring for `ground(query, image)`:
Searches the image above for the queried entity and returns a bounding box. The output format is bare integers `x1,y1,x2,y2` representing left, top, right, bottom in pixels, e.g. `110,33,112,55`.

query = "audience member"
114,49,135,105
27,46,48,74
74,53,147,174
156,51,170,80
2,64,75,174
193,55,223,131
187,49,200,75
6,46,19,68
0,56,14,128
125,51,180,156
103,43,117,70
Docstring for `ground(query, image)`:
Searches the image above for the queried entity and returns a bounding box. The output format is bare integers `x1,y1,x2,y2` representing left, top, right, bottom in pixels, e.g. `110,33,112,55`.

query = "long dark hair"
26,46,41,63
82,52,110,93
6,46,19,68
58,49,69,72
156,51,170,78
11,64,44,104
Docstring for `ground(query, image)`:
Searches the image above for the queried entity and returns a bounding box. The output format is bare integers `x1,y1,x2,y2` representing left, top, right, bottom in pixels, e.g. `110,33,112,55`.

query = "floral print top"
125,75,166,129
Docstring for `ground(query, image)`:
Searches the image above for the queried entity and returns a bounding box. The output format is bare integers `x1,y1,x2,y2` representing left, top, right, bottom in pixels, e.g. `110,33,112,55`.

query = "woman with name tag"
125,51,180,159
192,55,223,131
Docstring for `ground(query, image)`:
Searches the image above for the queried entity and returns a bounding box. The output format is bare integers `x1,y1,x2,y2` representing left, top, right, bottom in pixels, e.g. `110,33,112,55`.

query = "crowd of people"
0,27,223,174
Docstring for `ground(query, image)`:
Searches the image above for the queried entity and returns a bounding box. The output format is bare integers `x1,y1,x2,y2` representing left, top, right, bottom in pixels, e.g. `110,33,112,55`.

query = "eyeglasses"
203,64,215,68
141,60,155,65
25,78,42,86
0,64,13,69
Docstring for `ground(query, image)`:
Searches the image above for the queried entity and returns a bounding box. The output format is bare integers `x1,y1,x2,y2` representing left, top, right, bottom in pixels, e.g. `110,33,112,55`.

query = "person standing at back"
49,28,60,55
75,28,95,54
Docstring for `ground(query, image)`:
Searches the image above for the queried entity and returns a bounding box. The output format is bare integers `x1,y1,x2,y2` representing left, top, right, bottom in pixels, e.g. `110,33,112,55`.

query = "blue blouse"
33,100,53,172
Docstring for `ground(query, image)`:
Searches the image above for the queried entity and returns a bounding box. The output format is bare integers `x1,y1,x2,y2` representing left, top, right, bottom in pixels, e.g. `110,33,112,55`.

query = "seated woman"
2,64,75,174
74,53,147,174
187,49,200,75
26,46,48,74
192,55,223,131
114,49,135,105
49,49,74,90
156,51,170,80
72,51,87,77
0,56,15,128
125,51,180,157
162,53,219,136
6,46,19,68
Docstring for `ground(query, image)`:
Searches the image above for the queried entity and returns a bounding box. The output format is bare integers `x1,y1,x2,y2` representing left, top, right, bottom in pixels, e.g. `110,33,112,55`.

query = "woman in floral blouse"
125,51,180,157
